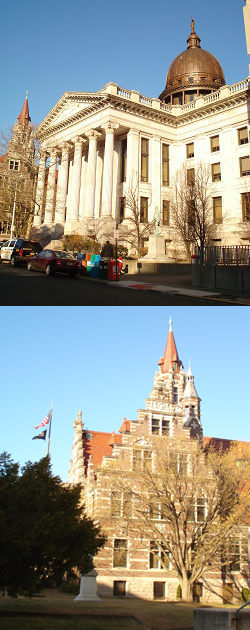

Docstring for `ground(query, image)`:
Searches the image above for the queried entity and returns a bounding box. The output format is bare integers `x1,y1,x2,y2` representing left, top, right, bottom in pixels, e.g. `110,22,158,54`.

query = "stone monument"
141,206,171,261
74,569,102,602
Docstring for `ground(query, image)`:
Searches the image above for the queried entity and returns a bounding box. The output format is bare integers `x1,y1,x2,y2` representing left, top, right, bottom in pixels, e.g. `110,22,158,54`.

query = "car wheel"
45,264,52,276
10,257,16,267
27,261,33,271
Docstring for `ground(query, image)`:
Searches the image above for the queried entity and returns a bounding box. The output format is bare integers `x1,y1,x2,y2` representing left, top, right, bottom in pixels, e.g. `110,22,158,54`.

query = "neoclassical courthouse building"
68,322,249,603
33,18,250,257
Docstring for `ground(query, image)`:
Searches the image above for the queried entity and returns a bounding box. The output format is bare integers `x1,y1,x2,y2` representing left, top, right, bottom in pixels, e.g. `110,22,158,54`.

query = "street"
0,264,237,306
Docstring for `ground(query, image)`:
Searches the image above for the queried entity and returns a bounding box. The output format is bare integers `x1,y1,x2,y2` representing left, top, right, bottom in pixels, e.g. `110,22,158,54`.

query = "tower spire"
158,318,183,374
18,92,31,124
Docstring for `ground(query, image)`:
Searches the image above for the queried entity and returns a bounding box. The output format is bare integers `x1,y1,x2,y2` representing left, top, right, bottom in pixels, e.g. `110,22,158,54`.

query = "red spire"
158,317,182,373
18,92,31,124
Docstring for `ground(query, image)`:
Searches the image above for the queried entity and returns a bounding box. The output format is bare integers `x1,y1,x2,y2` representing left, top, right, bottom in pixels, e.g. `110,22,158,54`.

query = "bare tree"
171,162,216,262
120,175,155,256
0,125,39,238
99,437,250,603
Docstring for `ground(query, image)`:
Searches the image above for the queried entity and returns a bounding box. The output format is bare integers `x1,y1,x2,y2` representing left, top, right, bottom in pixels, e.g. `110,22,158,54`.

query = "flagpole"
47,402,53,457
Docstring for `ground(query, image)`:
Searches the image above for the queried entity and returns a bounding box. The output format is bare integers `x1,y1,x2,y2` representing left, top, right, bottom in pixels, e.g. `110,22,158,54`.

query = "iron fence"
194,246,250,265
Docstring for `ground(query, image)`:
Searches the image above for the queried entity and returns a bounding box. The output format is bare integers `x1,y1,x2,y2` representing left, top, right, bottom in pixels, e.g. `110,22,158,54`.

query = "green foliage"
241,587,250,602
0,452,106,597
176,584,182,600
58,580,80,594
62,235,101,254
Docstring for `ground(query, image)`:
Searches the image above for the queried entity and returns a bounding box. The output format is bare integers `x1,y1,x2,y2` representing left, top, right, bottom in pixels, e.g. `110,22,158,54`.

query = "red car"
27,250,81,277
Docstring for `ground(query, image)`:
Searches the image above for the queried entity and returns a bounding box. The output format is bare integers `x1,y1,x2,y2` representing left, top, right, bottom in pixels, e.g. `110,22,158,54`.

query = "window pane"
213,197,222,223
111,491,122,516
187,168,195,186
120,197,126,223
187,143,194,158
162,144,169,185
140,197,148,223
240,157,250,176
121,139,127,182
114,539,127,567
212,163,221,181
238,127,248,145
141,139,149,182
162,200,170,225
211,136,220,152
242,193,250,221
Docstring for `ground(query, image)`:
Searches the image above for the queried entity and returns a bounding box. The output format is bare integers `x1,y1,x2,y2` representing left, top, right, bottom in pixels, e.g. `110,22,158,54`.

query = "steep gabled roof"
158,317,183,373
83,430,122,470
18,93,31,124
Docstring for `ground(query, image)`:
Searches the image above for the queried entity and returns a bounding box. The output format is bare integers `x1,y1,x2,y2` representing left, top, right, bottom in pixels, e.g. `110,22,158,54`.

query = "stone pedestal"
74,569,101,602
142,234,169,261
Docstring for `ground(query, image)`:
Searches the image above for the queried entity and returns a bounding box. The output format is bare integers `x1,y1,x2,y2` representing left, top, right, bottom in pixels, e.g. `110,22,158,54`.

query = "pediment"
36,92,107,136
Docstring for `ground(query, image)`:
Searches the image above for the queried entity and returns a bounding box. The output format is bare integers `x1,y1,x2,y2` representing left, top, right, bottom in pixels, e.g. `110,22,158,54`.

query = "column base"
74,570,102,603
142,234,169,261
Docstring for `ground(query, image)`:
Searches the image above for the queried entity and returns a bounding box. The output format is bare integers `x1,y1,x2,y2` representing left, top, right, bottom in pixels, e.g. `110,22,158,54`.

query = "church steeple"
158,317,183,374
18,91,31,124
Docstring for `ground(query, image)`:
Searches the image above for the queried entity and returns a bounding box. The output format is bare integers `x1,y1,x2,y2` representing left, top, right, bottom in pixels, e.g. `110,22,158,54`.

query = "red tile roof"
83,430,122,470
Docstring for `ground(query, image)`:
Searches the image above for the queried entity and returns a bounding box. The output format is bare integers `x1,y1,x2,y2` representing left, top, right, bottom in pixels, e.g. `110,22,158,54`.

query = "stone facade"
34,21,250,257
68,321,249,603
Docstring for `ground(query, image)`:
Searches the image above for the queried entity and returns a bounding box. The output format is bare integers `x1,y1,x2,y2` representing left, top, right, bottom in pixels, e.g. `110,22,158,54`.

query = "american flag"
34,408,52,430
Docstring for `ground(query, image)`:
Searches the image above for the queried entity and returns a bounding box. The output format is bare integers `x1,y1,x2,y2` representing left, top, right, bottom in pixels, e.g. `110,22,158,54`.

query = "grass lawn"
0,588,219,630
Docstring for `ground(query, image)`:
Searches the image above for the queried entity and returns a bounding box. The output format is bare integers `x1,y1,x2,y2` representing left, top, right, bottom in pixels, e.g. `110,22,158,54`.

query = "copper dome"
159,21,226,104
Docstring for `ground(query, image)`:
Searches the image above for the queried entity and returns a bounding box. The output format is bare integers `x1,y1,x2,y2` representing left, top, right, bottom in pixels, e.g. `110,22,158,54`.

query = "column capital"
101,121,119,134
38,150,48,162
60,141,72,152
85,129,102,141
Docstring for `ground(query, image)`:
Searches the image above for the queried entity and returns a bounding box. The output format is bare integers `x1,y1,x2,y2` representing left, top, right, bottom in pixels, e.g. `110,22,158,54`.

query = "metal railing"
194,246,250,265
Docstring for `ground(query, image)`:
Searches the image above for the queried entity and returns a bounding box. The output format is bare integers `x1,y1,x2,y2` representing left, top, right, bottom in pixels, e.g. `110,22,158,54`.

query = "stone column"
44,149,57,224
69,137,84,221
152,135,161,220
54,143,70,224
101,122,118,216
34,151,47,227
84,130,101,217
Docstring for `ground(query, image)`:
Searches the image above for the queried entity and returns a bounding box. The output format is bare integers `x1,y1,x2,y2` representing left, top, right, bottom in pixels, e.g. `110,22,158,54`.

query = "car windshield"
53,251,75,259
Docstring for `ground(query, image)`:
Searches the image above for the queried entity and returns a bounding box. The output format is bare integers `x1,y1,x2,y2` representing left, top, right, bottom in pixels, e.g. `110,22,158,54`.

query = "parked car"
0,240,7,249
0,239,43,266
27,250,81,277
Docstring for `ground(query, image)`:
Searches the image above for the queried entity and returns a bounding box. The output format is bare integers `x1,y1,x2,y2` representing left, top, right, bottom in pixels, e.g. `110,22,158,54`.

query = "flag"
32,430,47,441
34,408,52,430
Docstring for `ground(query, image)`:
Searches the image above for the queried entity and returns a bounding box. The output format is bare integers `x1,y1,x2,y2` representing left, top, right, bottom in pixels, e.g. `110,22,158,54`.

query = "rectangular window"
229,538,240,572
187,168,195,186
173,386,179,403
113,539,127,568
213,197,222,224
210,135,220,152
153,582,165,600
141,138,149,182
240,156,250,176
121,138,127,182
162,200,170,225
186,143,194,159
150,542,164,569
162,144,169,185
196,497,205,522
238,127,248,145
111,491,122,517
140,197,148,223
114,581,126,596
119,197,126,223
133,449,152,471
242,193,250,221
151,416,170,436
9,160,19,171
211,163,221,182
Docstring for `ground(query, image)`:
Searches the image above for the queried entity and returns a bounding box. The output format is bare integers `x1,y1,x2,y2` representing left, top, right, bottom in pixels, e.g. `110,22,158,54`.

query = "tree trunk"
179,574,193,603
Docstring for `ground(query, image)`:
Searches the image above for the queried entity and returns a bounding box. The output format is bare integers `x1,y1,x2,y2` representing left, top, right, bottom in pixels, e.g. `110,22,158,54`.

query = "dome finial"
191,18,195,34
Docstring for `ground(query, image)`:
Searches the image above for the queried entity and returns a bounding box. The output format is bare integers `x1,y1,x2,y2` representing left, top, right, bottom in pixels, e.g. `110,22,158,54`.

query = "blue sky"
1,306,249,482
0,0,249,137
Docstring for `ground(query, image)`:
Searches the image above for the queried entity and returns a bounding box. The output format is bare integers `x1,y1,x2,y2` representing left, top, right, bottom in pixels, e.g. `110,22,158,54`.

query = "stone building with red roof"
0,94,37,237
68,321,249,603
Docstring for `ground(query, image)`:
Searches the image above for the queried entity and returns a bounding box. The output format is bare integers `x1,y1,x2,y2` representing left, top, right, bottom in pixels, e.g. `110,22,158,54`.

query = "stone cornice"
35,80,250,142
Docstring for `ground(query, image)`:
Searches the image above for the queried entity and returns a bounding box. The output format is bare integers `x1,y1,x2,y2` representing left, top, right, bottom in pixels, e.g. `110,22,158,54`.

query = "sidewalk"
81,270,250,305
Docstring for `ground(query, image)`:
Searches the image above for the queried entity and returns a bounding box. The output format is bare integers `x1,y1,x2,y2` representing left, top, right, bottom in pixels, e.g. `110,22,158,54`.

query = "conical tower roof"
17,91,31,124
182,362,199,399
158,317,183,374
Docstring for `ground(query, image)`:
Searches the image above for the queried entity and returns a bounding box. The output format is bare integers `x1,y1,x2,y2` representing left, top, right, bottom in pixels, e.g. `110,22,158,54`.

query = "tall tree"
170,162,217,262
0,453,106,597
100,438,250,602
